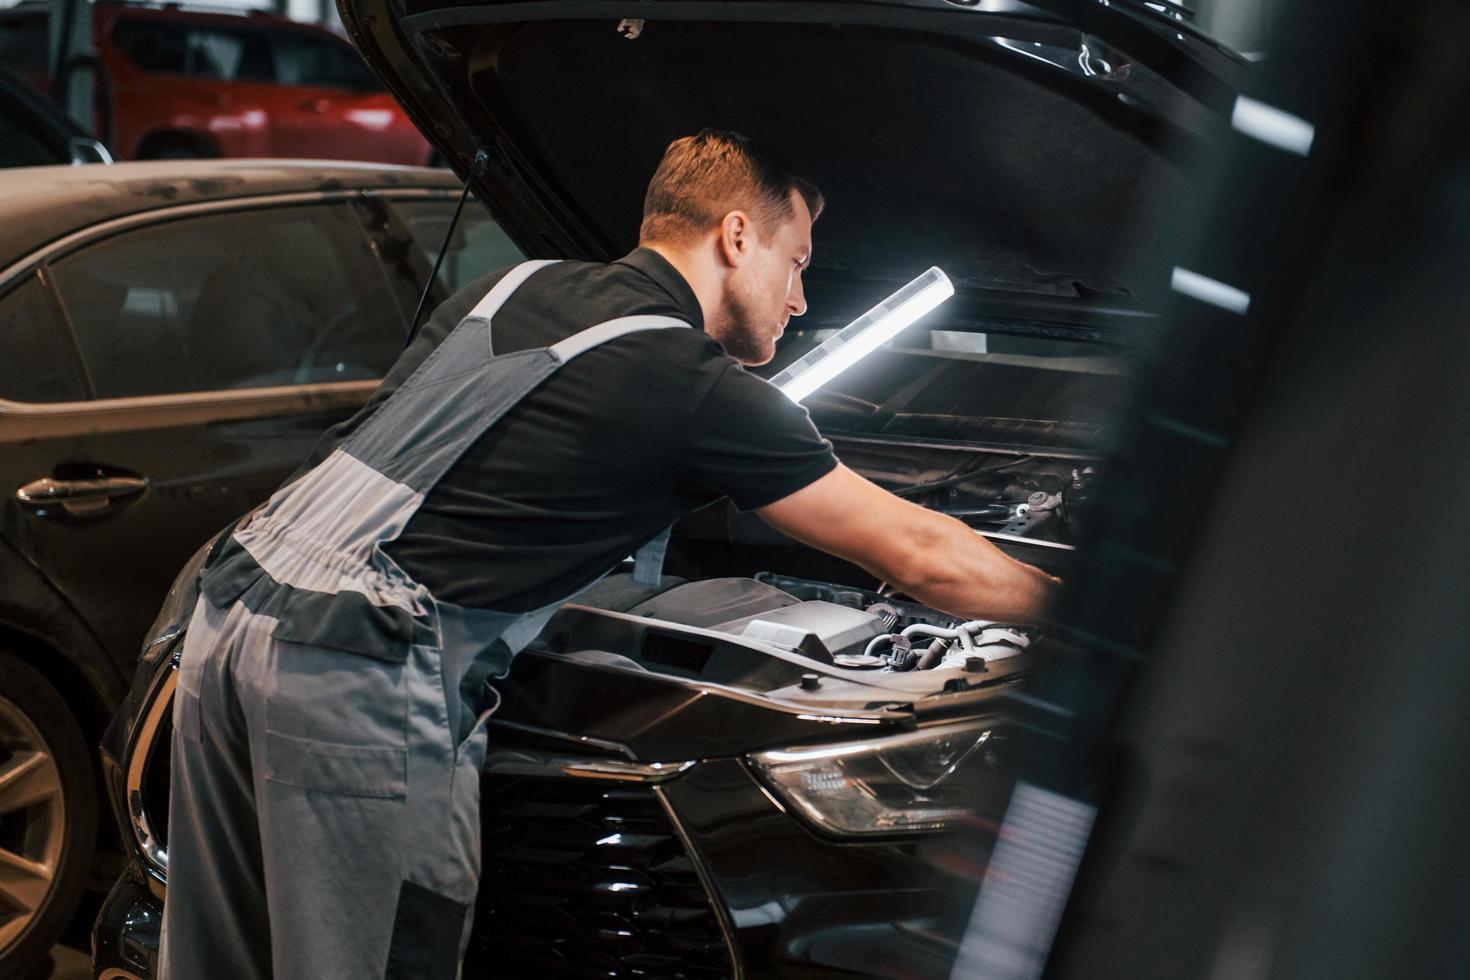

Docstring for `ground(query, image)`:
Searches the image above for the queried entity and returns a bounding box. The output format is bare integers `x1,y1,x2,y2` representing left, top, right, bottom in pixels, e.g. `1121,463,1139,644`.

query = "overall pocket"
263,639,411,799
264,730,407,799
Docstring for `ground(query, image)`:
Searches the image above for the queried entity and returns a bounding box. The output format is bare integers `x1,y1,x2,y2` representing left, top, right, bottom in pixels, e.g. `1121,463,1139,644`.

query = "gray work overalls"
159,260,686,980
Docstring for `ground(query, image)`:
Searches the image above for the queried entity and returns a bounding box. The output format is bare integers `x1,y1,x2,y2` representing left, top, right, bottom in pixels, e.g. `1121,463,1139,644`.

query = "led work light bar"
773,266,955,403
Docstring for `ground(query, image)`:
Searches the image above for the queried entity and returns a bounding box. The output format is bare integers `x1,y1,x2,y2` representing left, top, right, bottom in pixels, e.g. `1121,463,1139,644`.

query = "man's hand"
756,464,1058,623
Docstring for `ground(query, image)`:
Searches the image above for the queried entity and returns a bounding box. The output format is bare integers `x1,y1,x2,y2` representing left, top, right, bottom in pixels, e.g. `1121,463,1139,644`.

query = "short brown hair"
639,129,824,245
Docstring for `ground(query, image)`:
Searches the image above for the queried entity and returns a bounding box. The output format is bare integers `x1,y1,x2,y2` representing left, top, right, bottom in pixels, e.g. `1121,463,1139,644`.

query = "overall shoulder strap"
549,314,690,363
465,259,562,353
545,312,693,589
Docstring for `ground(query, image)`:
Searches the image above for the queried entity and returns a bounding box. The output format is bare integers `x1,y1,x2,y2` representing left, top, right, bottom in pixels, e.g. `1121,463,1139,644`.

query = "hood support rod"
406,149,489,349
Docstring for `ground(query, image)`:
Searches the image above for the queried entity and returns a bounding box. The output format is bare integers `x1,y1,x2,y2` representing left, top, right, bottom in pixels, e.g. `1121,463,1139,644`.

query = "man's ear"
717,210,752,268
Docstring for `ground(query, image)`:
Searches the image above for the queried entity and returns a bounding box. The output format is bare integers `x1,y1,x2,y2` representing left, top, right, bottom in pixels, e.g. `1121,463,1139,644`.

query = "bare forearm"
756,464,1058,624
891,513,1058,623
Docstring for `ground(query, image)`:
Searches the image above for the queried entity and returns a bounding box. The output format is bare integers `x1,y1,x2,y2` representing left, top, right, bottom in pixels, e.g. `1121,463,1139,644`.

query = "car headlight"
748,721,1000,836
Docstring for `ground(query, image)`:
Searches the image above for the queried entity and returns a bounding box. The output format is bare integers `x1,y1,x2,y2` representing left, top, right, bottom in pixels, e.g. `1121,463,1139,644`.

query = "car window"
0,99,62,167
186,28,275,83
0,273,86,403
273,35,381,92
389,200,525,294
111,21,275,82
48,203,407,398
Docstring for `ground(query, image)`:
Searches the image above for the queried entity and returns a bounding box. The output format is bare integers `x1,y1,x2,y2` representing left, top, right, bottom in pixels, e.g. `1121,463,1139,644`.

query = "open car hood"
339,0,1247,312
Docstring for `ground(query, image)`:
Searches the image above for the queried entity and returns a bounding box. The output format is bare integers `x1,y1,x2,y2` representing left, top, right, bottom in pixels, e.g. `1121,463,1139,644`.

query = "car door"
4,198,409,666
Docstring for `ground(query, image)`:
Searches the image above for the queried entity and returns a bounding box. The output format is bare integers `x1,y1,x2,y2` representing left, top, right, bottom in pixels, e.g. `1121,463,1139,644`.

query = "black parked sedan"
93,1,1249,977
0,159,520,976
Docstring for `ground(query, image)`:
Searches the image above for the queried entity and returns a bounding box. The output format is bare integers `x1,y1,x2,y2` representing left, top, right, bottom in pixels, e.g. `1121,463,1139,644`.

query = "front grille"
466,774,734,979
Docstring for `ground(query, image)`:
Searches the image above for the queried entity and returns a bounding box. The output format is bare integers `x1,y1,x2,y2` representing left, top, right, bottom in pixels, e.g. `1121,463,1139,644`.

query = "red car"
0,1,432,165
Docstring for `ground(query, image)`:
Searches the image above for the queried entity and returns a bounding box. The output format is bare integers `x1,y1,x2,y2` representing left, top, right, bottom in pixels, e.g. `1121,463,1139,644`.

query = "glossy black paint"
0,164,462,697
93,873,161,977
95,537,1046,978
89,2,1226,969
0,162,479,973
95,635,1020,980
5,406,342,667
663,758,995,978
468,771,735,977
339,0,1246,289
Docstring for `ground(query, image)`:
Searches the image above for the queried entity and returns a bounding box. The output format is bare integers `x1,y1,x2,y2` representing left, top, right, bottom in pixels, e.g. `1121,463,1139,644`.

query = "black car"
0,68,112,168
93,2,1249,977
0,159,520,976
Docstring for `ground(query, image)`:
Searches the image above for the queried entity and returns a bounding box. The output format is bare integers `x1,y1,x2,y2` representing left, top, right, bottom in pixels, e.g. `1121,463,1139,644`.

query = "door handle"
17,474,148,516
299,98,330,113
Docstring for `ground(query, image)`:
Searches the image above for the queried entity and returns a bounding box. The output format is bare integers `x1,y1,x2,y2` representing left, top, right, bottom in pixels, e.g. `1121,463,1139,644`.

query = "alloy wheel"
0,692,65,952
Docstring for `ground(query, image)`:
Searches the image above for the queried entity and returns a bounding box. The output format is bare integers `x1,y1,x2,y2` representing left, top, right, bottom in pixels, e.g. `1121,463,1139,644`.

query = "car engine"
613,573,1031,673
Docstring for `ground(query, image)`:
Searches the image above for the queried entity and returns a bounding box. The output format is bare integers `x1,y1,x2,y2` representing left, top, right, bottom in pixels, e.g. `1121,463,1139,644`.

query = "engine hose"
915,638,950,670
865,633,898,657
901,623,964,642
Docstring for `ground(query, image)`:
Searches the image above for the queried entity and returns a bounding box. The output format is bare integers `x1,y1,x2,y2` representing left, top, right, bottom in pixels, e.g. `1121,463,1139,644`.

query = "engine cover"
626,578,887,663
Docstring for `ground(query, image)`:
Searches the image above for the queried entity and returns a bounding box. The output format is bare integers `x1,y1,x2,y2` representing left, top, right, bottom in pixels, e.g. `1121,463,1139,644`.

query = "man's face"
713,190,813,366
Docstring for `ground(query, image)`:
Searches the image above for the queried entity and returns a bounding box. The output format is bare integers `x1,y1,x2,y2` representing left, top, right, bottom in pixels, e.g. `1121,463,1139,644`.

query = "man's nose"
787,278,808,317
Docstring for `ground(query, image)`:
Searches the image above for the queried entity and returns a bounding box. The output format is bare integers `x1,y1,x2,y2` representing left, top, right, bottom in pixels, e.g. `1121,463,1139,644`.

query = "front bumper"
93,873,160,980
95,751,983,978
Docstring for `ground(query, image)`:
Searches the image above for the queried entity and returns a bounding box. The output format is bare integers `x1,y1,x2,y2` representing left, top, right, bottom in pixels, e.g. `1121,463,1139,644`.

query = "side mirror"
69,138,114,165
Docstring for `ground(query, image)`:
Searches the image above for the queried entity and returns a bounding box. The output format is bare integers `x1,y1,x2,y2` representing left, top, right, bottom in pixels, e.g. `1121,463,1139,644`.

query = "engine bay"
625,574,1031,674
530,446,1096,700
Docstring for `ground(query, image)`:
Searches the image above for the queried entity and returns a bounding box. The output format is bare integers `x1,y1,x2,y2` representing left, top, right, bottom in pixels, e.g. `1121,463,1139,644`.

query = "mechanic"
159,129,1058,979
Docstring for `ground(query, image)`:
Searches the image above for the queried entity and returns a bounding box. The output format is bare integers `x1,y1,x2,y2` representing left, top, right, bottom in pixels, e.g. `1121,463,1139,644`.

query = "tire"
0,651,97,978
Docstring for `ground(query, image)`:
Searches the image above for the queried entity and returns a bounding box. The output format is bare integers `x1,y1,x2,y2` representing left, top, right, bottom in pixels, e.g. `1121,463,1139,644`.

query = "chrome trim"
487,717,637,758
827,430,1103,462
753,719,992,766
0,380,379,439
0,186,455,290
69,138,114,165
976,529,1076,552
794,713,889,725
125,660,177,901
747,721,995,839
652,785,744,979
484,747,695,783
143,628,184,657
16,474,147,504
0,185,462,434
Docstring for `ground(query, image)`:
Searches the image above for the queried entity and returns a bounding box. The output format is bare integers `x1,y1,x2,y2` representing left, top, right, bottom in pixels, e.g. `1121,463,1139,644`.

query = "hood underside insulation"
433,17,1194,291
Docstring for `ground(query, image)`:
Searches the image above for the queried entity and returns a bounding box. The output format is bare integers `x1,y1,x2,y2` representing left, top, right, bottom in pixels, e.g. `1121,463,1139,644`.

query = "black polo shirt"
302,248,837,612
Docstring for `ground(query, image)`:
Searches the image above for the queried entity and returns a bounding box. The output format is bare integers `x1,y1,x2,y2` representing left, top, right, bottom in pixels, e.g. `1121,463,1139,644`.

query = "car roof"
0,159,461,276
